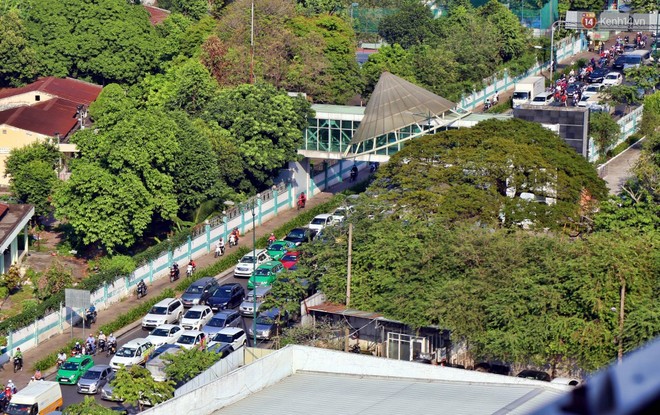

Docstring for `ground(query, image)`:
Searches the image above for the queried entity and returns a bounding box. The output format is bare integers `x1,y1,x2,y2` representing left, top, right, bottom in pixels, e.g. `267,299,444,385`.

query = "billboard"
565,10,659,31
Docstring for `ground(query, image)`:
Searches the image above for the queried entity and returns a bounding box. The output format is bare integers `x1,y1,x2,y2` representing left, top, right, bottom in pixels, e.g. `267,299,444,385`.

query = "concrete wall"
0,125,47,186
0,92,55,110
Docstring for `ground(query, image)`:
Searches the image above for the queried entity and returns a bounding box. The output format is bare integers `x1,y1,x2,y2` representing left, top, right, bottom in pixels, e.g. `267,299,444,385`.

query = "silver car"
77,364,114,395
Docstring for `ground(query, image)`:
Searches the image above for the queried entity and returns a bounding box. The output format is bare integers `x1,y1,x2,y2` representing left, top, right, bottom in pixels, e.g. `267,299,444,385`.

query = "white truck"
512,76,545,108
5,381,63,415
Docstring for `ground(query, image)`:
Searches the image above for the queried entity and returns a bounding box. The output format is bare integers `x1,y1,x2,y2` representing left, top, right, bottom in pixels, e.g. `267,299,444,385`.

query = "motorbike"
229,234,238,247
349,344,361,354
350,169,358,182
13,357,22,373
56,358,65,369
297,198,306,210
107,342,117,357
136,284,147,299
85,310,97,326
170,267,180,282
483,100,492,111
98,339,106,353
186,265,195,278
215,245,225,258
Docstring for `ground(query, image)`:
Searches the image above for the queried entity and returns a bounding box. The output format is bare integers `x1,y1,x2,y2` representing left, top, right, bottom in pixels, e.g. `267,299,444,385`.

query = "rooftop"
0,204,34,252
144,5,170,25
311,104,366,116
0,77,102,106
0,98,81,138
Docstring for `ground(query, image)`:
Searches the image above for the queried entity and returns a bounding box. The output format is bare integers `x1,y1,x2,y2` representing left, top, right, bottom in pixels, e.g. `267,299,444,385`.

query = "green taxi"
266,240,296,261
56,355,95,384
247,261,285,290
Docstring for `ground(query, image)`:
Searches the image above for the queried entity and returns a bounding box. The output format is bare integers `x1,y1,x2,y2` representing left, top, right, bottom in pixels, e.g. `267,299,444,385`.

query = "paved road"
48,259,277,410
601,140,643,195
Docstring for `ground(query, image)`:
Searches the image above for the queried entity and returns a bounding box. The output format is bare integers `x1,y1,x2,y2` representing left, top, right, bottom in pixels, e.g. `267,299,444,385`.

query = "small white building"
0,203,34,274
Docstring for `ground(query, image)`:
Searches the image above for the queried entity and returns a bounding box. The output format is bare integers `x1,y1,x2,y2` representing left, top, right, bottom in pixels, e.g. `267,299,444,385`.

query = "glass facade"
304,117,359,153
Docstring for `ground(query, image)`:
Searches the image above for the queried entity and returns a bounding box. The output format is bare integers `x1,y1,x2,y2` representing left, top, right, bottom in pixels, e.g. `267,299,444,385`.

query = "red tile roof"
0,98,80,138
0,77,102,106
144,5,170,25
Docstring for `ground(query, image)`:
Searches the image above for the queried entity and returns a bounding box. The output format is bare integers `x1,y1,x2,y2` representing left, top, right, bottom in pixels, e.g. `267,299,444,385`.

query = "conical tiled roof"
350,72,455,145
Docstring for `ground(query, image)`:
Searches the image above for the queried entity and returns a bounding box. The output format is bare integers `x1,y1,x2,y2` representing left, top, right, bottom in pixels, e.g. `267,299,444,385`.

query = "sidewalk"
1,169,370,389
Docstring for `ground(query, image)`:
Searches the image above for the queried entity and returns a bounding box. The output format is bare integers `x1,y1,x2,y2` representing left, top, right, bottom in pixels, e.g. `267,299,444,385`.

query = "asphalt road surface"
47,266,271,411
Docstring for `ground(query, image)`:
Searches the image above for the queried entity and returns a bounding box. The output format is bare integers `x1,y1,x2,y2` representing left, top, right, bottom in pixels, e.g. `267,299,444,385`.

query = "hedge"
30,195,344,371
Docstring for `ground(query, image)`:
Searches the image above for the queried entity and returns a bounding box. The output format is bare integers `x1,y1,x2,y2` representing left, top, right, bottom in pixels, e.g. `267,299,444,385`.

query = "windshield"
625,56,643,64
253,268,272,276
211,333,233,343
115,347,136,358
269,243,285,251
311,218,326,225
61,362,79,371
605,74,617,80
177,335,197,345
207,317,227,327
149,306,167,315
240,255,254,263
150,328,170,337
212,288,232,299
287,230,305,238
532,96,547,102
6,403,32,415
81,370,101,380
184,310,201,319
256,316,276,325
586,86,599,92
512,92,529,99
185,286,204,294
281,254,297,261
333,209,345,216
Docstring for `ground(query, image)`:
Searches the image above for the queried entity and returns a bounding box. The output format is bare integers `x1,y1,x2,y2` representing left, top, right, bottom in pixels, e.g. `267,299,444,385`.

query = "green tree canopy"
377,0,438,49
589,111,621,157
63,396,116,415
53,110,179,252
5,141,60,218
203,83,313,191
0,10,37,87
163,347,221,383
111,365,174,412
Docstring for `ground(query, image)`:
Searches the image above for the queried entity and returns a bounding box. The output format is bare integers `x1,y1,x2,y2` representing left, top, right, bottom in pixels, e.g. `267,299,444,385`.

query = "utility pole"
345,223,353,353
618,279,626,364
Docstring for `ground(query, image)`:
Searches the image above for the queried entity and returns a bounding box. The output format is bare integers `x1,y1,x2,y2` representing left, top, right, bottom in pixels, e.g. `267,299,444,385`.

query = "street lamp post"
549,20,564,85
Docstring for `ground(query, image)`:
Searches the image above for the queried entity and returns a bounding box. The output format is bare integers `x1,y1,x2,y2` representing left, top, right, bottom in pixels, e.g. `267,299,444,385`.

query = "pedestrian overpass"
298,72,473,163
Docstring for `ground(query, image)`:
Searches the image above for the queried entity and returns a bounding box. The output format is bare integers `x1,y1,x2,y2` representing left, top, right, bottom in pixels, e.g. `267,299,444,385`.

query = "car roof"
187,305,211,311
282,250,301,257
68,355,90,362
313,214,333,219
154,344,180,352
154,297,179,307
217,327,244,335
212,309,239,318
605,72,620,76
246,286,272,296
179,330,204,336
152,324,180,330
191,277,216,285
122,338,150,347
259,308,281,318
258,260,282,268
88,364,112,371
218,282,242,289
241,248,268,256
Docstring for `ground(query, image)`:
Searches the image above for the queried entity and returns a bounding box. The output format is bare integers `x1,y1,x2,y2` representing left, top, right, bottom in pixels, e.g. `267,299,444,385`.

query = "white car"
141,298,184,329
234,249,270,278
109,338,155,370
145,324,183,347
331,206,354,224
180,305,213,331
308,214,333,231
582,83,603,98
175,330,207,350
206,327,247,351
602,72,623,86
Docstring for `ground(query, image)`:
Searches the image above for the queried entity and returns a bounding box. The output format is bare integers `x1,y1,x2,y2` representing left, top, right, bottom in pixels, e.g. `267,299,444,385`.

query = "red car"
280,251,301,270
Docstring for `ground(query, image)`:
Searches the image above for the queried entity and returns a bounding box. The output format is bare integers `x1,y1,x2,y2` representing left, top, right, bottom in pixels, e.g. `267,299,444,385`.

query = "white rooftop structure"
141,345,572,415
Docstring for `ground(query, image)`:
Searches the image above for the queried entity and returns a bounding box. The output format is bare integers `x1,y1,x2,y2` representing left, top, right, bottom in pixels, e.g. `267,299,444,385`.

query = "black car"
612,56,627,70
283,227,316,246
206,283,245,311
181,277,219,307
588,67,609,83
517,370,551,382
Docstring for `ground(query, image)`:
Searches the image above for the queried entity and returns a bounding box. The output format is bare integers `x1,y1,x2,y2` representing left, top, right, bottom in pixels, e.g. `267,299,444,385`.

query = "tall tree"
378,0,437,48
0,10,37,86
4,142,60,218
64,396,116,415
111,365,174,412
53,110,179,252
203,83,313,191
589,112,621,157
163,347,221,383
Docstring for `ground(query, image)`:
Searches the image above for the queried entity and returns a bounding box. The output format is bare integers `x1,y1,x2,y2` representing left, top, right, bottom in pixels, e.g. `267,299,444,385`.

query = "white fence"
459,36,587,111
589,105,644,162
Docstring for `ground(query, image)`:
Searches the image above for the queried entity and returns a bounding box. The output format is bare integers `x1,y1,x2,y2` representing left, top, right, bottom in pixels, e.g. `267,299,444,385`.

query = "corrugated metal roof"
0,77,102,105
0,98,79,137
351,72,455,145
212,371,563,415
144,5,170,25
311,104,366,116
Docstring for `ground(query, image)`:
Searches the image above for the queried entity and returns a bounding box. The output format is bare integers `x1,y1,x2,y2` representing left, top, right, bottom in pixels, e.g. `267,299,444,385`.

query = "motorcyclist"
107,333,117,354
98,331,107,351
13,348,23,371
215,239,223,257
86,334,96,354
298,192,306,208
73,341,82,355
34,369,42,381
171,263,180,278
137,279,147,294
350,165,358,181
218,237,225,254
187,259,196,276
6,380,16,394
268,233,276,245
57,351,67,368
86,305,96,324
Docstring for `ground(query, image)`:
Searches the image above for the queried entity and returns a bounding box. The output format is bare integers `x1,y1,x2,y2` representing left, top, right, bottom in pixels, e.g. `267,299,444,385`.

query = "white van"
530,91,554,106
6,381,63,415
